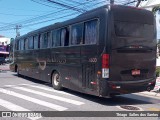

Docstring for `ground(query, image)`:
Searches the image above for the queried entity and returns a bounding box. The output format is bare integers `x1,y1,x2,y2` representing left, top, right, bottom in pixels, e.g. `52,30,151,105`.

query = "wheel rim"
53,73,60,86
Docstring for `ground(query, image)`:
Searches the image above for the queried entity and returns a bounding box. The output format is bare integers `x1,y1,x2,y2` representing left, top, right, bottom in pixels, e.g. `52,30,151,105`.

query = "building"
0,36,10,64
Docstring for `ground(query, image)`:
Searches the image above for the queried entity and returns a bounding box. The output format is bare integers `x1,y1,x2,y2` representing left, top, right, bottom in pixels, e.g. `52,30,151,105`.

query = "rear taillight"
102,54,109,78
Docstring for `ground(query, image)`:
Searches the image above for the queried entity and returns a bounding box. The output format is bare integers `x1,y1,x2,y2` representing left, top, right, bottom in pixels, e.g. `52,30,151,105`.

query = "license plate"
132,69,140,76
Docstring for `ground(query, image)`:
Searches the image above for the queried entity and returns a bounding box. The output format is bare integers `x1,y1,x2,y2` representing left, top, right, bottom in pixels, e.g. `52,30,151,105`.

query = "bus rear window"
114,21,154,38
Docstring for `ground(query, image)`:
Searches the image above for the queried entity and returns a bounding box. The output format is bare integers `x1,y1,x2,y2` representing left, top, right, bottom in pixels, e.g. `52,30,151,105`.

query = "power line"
46,0,86,13
0,0,107,31
0,7,50,13
30,0,61,9
0,12,39,17
84,0,107,10
23,12,79,27
0,0,96,30
0,0,112,32
23,0,107,27
65,0,83,5
1,0,138,37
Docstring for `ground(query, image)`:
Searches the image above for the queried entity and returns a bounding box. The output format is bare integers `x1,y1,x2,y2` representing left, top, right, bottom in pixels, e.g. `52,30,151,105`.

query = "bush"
156,67,160,77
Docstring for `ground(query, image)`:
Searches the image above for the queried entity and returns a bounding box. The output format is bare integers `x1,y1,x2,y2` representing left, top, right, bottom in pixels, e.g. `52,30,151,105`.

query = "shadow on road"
11,74,160,107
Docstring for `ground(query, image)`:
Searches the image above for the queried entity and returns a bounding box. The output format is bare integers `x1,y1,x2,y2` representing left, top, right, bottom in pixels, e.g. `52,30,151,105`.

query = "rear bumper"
100,78,156,97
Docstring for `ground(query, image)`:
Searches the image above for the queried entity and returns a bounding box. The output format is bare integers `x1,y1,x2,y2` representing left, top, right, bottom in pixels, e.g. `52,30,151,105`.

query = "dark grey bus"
10,5,157,97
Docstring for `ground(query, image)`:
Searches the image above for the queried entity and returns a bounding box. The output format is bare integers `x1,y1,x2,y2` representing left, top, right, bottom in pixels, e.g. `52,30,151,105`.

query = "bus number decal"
89,58,97,63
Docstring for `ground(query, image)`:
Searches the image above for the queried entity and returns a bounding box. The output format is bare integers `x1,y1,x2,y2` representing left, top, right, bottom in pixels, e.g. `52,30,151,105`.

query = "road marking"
6,84,74,96
5,85,84,105
0,98,41,120
0,88,67,111
0,98,30,111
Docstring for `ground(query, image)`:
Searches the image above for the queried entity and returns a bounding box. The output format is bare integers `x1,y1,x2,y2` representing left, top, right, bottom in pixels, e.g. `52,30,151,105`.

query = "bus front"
103,5,157,97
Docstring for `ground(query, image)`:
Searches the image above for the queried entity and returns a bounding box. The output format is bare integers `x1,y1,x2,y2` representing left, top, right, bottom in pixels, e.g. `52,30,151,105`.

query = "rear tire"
51,71,62,90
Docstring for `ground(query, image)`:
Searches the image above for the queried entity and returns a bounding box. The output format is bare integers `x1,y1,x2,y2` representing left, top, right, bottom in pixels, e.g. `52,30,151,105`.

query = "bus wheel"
51,72,62,90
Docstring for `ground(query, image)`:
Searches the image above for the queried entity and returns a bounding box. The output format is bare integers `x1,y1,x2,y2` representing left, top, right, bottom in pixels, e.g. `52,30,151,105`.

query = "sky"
156,11,160,39
0,0,159,39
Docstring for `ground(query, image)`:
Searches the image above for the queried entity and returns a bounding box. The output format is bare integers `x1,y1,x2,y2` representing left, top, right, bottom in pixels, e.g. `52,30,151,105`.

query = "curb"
138,91,160,98
0,69,10,72
0,65,10,72
0,68,10,72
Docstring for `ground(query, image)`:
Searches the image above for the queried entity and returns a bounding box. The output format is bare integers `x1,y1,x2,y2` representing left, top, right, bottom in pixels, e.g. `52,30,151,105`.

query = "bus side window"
38,35,41,49
43,33,48,48
39,34,43,49
20,39,24,50
15,40,17,50
84,20,98,44
52,31,56,47
28,36,34,49
47,32,51,48
24,38,28,50
33,35,38,49
41,32,51,48
18,40,21,50
61,28,69,46
52,30,61,47
71,23,84,45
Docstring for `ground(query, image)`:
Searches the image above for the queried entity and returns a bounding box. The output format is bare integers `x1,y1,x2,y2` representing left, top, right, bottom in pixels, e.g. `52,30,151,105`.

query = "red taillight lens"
102,54,109,68
102,54,109,78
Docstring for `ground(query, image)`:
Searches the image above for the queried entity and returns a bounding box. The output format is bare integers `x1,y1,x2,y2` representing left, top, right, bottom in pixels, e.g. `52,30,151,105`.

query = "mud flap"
98,79,109,97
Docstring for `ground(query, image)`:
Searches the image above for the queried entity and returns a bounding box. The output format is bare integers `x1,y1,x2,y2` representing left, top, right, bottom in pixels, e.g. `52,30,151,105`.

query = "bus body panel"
51,46,82,91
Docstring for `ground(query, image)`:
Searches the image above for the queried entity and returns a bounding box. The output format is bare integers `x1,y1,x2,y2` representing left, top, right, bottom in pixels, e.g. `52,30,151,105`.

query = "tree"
157,39,160,58
152,6,160,14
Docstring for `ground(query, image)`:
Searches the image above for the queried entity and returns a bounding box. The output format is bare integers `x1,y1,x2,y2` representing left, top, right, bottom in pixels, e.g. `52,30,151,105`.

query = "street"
0,65,160,120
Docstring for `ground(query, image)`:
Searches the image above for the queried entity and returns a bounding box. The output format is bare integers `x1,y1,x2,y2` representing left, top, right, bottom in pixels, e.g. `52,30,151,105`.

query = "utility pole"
15,25,21,37
110,0,114,4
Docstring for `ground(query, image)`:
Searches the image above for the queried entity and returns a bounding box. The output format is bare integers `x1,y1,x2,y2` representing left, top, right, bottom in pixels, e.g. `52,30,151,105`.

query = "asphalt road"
0,70,160,120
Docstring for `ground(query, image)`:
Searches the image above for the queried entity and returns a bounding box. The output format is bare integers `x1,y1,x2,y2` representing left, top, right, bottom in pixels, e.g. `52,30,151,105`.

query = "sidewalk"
139,90,160,98
139,77,160,98
0,64,10,71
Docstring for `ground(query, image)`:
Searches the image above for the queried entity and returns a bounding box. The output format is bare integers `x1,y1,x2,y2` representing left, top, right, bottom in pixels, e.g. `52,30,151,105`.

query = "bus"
10,5,157,97
0,36,10,64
